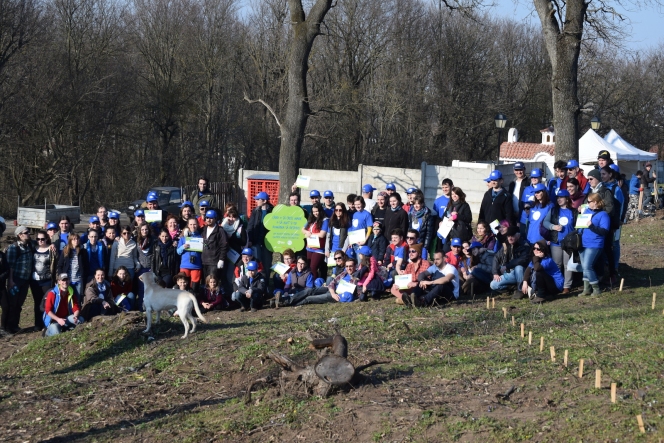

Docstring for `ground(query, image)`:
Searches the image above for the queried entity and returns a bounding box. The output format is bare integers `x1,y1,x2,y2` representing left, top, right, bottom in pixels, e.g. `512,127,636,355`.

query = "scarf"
221,217,240,237
159,240,170,266
390,204,402,212
412,206,426,219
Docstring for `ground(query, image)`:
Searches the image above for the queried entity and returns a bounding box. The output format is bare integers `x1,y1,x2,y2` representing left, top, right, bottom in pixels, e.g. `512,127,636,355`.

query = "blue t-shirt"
433,195,450,219
528,257,564,291
520,185,538,224
526,202,553,244
350,210,373,232
547,177,563,201
305,219,329,253
550,207,575,247
580,209,610,249
323,206,334,218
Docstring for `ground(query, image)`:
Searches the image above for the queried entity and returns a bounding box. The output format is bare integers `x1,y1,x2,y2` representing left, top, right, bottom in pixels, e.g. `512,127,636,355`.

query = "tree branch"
244,92,282,128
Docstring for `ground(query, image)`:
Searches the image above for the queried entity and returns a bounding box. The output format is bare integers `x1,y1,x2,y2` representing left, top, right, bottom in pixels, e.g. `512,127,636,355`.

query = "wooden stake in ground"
486,297,490,309
611,383,617,403
502,307,507,318
595,369,602,388
492,298,495,309
636,414,645,433
550,346,556,362
619,278,624,291
579,359,584,378
540,336,544,353
521,323,525,338
564,350,568,367
512,316,515,326
652,293,657,310
528,331,532,345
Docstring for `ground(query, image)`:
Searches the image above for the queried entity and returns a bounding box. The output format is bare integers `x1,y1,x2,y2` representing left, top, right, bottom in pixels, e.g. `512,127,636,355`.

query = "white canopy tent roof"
603,129,658,162
579,128,657,164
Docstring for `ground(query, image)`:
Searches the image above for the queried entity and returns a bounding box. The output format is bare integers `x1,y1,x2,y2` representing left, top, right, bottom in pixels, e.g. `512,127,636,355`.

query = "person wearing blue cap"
517,168,544,237
289,256,358,306
385,183,397,195
561,159,590,196
247,191,274,272
233,247,264,283
547,160,568,201
81,216,101,244
145,191,167,232
301,190,321,216
322,190,335,217
233,261,266,312
361,184,377,211
191,176,216,211
479,170,514,228
178,201,195,230
201,209,229,282
403,187,421,213
542,189,576,293
525,183,553,245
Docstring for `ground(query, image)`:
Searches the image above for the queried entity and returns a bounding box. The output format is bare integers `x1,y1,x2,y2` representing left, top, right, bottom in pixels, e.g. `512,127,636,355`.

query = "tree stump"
266,331,388,398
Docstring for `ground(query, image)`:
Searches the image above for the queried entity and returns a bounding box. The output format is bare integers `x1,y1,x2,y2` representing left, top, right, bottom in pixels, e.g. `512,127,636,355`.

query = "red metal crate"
247,179,280,217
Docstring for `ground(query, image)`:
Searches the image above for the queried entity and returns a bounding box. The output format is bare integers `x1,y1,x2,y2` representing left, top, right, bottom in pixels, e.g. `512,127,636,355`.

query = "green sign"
264,204,307,253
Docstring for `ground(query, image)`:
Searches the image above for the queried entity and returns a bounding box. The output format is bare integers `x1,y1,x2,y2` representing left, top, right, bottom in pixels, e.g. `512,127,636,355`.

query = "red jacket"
111,279,133,296
45,287,81,319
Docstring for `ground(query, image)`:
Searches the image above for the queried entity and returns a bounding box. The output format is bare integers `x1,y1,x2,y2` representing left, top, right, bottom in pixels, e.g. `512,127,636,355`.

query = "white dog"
139,272,206,339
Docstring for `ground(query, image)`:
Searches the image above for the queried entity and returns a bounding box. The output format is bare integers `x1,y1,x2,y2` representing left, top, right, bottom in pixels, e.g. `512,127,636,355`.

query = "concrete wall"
423,162,494,217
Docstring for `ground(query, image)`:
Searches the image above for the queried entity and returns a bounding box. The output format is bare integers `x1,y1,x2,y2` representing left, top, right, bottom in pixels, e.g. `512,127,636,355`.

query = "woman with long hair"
408,195,435,257
526,184,553,244
356,245,384,301
326,203,350,258
471,221,496,252
110,266,135,311
566,178,585,209
29,230,58,331
135,222,155,306
542,189,576,293
302,202,328,280
521,240,563,303
579,193,610,297
444,187,473,249
109,226,140,278
57,233,89,296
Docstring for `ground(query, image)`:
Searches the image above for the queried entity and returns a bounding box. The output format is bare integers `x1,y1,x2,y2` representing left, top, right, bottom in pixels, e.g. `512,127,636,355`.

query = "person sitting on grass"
460,241,495,295
445,238,466,270
234,261,267,312
43,274,83,337
521,240,563,304
326,250,348,285
390,243,430,304
355,245,384,301
471,221,496,252
406,251,459,307
81,268,119,321
198,274,226,312
490,226,531,298
110,266,135,311
291,258,360,306
281,256,314,305
366,221,388,266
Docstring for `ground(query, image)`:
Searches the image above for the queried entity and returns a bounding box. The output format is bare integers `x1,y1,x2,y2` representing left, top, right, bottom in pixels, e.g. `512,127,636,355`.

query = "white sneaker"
527,286,534,299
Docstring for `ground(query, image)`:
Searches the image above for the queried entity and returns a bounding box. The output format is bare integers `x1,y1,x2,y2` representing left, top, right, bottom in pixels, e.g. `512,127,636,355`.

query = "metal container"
17,204,81,229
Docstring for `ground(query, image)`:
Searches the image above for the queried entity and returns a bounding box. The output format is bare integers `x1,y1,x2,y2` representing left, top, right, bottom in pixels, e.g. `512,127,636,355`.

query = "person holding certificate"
578,193,610,297
408,195,435,259
349,196,374,256
176,218,204,293
292,257,359,306
302,203,329,280
390,243,430,304
221,206,248,293
325,203,350,260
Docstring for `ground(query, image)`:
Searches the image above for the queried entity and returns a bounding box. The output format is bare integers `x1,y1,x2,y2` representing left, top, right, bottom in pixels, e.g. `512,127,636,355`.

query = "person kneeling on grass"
43,274,83,337
404,251,459,307
520,240,563,304
234,261,267,312
197,274,227,313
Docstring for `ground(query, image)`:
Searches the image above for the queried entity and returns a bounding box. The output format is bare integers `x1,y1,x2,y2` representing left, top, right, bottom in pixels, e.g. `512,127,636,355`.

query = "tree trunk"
533,0,586,161
278,0,333,203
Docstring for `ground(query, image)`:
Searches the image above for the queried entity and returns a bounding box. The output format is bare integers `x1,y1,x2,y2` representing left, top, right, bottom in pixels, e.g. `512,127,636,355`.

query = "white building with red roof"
499,126,556,176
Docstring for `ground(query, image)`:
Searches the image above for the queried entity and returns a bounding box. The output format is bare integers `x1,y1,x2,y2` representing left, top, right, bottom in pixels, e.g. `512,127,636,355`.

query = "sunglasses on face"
406,236,417,240
409,249,418,253
335,256,343,260
533,247,541,251
37,237,46,241
335,209,343,212
122,232,130,236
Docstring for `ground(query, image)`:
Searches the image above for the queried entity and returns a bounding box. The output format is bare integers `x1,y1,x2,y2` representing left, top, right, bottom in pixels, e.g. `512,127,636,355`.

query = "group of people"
0,157,658,337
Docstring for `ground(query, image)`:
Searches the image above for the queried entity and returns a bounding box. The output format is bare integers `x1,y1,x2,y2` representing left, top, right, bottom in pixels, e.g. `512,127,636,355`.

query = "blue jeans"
490,265,524,291
45,314,84,337
581,247,601,284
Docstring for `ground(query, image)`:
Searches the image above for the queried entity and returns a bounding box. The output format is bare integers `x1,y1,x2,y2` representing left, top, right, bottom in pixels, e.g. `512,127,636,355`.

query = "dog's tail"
187,292,207,323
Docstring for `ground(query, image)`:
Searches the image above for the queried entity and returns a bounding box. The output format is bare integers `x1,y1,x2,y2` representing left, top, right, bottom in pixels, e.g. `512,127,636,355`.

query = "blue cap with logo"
338,292,354,303
241,247,253,256
386,183,396,191
451,238,462,247
358,245,372,256
247,261,258,271
362,184,376,193
205,209,217,219
484,170,503,182
323,190,334,198
179,200,193,208
566,159,579,169
108,211,119,219
134,209,145,217
89,216,100,223
556,189,571,198
533,183,547,193
530,168,543,178
253,192,269,201
309,190,321,198
406,187,418,194
146,192,159,202
609,164,620,173
513,161,525,170
199,200,210,207
46,222,58,230
314,277,325,288
469,241,483,250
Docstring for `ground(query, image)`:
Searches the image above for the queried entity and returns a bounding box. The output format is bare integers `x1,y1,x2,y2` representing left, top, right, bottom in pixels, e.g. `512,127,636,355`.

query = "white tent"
603,129,658,162
579,129,628,164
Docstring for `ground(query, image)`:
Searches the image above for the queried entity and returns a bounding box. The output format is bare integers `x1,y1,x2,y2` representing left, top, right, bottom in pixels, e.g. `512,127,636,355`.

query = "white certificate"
226,248,240,264
489,219,500,234
307,236,320,248
395,274,413,290
336,279,357,295
145,210,163,223
295,175,311,189
185,237,203,252
437,217,455,238
348,229,366,245
575,214,592,229
271,262,290,275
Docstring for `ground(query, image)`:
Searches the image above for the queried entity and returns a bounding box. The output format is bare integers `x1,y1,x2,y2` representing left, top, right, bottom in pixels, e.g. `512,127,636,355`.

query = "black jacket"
367,234,388,263
57,247,90,283
247,203,274,246
446,201,473,241
152,241,179,277
408,207,436,252
202,225,229,266
479,187,515,226
492,239,531,275
383,206,409,238
223,219,249,254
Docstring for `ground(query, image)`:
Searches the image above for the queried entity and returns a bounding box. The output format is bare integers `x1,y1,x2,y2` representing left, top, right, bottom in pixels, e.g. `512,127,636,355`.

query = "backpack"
561,229,582,253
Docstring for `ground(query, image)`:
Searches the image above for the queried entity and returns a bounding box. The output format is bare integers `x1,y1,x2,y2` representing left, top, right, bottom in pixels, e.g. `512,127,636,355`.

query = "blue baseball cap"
451,238,462,247
179,200,193,208
362,184,376,193
309,190,321,198
513,161,525,170
609,164,620,173
530,168,543,178
406,187,418,194
469,241,483,250
314,277,325,288
134,209,145,217
205,209,217,219
89,216,100,223
247,261,258,271
46,222,57,230
323,190,334,198
566,159,579,169
241,247,253,256
556,189,571,198
358,245,372,256
199,200,210,207
253,192,269,201
386,183,396,191
533,183,547,193
339,292,354,303
108,211,119,219
484,170,503,182
146,192,159,202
